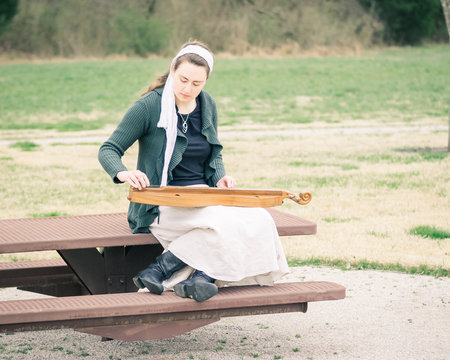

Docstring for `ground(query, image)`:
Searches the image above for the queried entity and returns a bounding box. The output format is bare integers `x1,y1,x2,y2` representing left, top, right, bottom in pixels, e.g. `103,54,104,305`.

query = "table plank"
0,209,316,254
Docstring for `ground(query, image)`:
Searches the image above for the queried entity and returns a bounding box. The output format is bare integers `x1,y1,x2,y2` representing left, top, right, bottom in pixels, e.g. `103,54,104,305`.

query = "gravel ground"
1,266,449,360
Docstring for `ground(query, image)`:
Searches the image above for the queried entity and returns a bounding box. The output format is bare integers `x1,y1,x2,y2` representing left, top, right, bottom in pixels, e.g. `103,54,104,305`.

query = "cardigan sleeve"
209,101,226,186
98,100,149,183
210,154,226,186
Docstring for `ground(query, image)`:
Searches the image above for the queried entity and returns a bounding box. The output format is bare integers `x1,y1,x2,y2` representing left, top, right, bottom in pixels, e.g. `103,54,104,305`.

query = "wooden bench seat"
0,281,345,341
0,259,87,297
0,259,71,288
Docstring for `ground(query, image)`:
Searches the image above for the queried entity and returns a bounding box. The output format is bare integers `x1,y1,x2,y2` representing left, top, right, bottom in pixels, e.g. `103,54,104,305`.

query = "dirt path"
0,125,446,146
1,266,449,360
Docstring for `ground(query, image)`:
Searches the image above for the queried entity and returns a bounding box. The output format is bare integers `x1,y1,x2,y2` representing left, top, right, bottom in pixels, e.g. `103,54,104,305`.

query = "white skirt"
150,205,290,289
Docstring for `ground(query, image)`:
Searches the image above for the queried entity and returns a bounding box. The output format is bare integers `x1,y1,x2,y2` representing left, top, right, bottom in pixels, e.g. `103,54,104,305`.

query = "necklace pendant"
179,112,189,134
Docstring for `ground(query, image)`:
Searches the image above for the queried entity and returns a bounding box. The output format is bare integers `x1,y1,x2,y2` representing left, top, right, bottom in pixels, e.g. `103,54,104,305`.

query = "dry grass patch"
222,129,449,270
0,127,449,271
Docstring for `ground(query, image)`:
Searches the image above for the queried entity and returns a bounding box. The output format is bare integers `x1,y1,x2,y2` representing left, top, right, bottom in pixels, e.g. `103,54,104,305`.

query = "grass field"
0,46,449,275
1,45,448,131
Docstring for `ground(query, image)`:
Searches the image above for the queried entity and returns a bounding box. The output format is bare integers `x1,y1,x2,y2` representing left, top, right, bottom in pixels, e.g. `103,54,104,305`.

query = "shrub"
107,7,170,56
358,0,446,45
0,0,19,33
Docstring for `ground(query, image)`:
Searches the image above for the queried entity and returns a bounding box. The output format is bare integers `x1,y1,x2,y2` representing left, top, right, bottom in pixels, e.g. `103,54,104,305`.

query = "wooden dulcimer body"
128,186,311,208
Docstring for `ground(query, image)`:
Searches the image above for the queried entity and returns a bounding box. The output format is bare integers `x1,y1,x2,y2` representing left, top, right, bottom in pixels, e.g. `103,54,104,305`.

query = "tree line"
0,0,447,57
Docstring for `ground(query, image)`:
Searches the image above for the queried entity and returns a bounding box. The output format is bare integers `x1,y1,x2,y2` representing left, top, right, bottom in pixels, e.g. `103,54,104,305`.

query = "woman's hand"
216,175,236,189
116,170,150,190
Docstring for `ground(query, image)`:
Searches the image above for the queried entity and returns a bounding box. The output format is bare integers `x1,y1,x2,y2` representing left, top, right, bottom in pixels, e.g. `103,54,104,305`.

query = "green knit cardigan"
98,87,226,233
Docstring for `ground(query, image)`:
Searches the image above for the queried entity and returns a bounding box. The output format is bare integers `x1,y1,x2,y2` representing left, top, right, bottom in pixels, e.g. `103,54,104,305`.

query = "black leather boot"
133,251,186,295
174,270,218,302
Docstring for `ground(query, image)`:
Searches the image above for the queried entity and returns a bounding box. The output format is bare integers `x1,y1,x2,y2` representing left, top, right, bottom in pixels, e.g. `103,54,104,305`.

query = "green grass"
290,161,360,170
357,152,448,164
0,59,168,130
410,226,450,240
9,141,40,151
288,257,449,278
419,152,448,161
0,45,448,130
30,212,68,218
323,217,359,223
51,142,102,147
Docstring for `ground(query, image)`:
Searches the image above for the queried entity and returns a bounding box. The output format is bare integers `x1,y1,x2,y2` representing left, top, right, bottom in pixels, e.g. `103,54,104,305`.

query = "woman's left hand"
216,175,236,189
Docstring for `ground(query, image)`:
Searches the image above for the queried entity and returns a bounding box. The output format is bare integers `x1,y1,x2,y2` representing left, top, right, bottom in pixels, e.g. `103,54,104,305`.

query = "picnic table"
0,208,345,341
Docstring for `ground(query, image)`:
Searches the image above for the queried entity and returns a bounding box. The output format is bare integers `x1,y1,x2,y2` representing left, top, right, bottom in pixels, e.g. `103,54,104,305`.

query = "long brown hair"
141,40,212,97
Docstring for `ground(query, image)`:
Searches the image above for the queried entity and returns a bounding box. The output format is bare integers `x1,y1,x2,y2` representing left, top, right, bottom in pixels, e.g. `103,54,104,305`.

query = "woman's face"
172,61,208,108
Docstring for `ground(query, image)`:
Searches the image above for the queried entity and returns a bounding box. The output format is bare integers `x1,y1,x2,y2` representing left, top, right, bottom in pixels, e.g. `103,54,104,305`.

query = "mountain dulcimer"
128,186,312,208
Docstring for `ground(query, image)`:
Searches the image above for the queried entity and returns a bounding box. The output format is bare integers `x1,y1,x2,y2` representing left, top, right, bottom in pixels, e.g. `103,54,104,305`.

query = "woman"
98,41,289,302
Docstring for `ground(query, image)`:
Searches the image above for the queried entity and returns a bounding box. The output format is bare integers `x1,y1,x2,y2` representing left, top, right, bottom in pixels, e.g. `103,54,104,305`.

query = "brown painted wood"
0,209,315,299
0,259,88,297
77,319,219,341
0,209,316,297
0,213,156,254
0,281,344,340
0,209,336,341
0,259,71,288
0,209,316,254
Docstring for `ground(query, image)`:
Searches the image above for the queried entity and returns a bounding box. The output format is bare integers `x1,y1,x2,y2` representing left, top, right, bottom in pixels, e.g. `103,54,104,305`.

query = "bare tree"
440,0,450,151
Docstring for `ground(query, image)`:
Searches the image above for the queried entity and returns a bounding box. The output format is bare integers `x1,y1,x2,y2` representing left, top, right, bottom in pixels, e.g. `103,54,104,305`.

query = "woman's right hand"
116,170,150,190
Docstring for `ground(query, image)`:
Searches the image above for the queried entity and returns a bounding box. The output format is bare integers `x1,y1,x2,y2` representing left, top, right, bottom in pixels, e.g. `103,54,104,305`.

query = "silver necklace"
179,112,190,133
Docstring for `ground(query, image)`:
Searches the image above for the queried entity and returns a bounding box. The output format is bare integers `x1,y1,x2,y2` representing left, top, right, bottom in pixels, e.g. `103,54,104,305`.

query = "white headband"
157,45,214,186
174,44,214,73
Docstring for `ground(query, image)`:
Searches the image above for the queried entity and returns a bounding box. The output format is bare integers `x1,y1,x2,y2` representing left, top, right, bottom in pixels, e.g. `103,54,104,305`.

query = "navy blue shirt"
170,100,212,186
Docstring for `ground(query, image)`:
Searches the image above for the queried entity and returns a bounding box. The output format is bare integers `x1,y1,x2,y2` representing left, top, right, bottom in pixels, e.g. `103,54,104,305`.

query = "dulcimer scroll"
128,186,311,208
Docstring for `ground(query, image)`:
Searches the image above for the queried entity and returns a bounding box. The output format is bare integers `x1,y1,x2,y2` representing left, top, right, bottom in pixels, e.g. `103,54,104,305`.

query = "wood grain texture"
128,186,312,207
